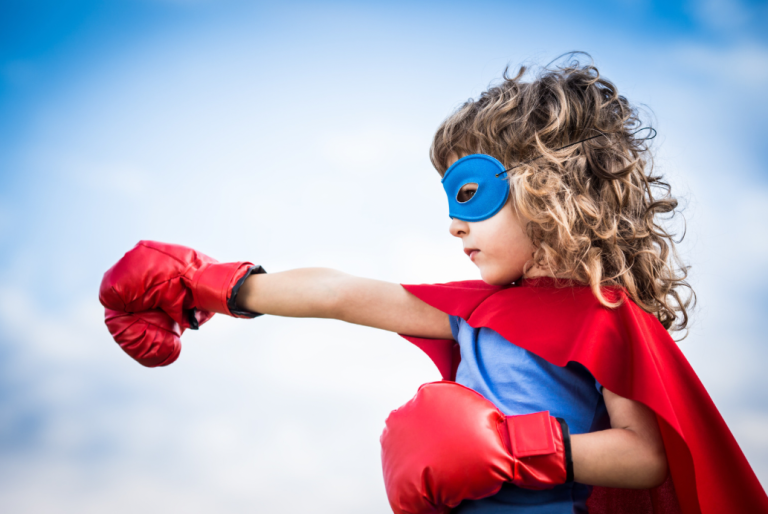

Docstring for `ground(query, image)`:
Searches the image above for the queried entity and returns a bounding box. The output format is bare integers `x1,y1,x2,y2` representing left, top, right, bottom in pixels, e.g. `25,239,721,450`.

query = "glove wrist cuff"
192,261,264,317
503,411,571,488
556,417,574,483
228,265,267,318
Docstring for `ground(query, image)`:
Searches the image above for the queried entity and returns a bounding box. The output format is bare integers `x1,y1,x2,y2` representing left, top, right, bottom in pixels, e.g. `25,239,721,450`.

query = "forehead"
445,152,461,170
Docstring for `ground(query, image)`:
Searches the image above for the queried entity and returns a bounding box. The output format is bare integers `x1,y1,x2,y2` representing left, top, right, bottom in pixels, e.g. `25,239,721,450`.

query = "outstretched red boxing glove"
380,381,573,514
99,240,265,367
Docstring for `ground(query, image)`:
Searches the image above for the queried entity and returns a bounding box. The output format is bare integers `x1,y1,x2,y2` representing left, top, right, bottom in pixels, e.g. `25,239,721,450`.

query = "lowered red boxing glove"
380,381,573,514
99,240,265,367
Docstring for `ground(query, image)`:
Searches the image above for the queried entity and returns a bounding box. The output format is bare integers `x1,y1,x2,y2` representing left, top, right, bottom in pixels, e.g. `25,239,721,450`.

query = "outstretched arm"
571,388,668,488
236,268,454,339
100,242,452,366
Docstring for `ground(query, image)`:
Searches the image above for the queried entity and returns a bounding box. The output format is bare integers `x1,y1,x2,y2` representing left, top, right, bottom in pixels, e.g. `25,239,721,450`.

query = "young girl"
99,57,768,513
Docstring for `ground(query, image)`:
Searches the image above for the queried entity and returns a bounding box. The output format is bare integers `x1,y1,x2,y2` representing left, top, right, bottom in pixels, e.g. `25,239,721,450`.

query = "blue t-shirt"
449,315,610,514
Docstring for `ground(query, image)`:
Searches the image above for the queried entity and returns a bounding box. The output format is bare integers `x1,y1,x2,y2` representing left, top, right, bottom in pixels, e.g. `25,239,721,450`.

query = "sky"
1,0,767,512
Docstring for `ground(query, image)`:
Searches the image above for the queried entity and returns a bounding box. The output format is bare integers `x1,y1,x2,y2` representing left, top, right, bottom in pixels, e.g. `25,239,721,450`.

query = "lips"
464,248,479,261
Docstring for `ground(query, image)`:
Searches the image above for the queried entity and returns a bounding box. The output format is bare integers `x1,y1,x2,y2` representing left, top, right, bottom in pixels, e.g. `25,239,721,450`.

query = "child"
99,57,768,513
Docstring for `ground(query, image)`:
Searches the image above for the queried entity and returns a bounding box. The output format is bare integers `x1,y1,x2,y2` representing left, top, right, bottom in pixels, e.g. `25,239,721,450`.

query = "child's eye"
457,183,478,203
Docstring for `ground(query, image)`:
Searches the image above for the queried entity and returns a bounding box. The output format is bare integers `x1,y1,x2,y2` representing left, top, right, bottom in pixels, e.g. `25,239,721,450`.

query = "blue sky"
1,1,767,512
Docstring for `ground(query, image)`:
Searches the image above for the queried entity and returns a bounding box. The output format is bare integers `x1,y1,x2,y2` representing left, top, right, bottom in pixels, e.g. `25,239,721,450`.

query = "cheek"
487,215,527,251
484,216,534,269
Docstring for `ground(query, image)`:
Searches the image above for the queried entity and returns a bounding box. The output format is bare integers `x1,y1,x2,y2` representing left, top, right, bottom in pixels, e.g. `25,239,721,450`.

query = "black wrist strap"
228,265,267,318
556,417,574,483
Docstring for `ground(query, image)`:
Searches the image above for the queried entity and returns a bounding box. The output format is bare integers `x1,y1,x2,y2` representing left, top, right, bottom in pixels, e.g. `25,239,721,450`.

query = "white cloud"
688,0,751,31
674,42,768,88
316,126,425,172
74,162,152,197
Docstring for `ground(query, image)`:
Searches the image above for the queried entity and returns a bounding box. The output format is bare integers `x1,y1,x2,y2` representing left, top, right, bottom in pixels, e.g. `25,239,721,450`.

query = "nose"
449,217,469,238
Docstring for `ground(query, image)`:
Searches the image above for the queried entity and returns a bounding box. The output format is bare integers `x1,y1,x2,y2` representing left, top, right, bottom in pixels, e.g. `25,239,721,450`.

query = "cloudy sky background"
1,0,767,512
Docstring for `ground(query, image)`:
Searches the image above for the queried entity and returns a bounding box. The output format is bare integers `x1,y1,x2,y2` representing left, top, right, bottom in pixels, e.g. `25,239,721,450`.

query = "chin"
479,269,521,286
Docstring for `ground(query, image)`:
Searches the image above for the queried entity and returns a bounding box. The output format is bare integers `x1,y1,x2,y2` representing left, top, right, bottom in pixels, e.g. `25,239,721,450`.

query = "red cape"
398,278,768,514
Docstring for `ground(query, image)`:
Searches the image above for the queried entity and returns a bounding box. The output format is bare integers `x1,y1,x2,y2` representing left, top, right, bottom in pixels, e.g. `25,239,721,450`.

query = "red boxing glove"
99,240,265,367
380,381,573,514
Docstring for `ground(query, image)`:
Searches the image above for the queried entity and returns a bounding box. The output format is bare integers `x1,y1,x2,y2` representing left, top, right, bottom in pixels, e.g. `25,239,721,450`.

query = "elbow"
637,447,669,489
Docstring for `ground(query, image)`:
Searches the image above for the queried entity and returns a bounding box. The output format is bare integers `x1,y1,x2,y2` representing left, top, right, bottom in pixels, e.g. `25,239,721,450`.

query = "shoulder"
401,280,507,319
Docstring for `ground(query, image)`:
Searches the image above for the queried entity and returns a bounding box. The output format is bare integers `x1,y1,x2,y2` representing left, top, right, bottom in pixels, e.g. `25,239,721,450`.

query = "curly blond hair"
430,54,694,332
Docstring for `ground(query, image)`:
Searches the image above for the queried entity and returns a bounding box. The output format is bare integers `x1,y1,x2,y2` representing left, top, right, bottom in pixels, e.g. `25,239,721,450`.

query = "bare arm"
236,267,453,339
571,388,668,488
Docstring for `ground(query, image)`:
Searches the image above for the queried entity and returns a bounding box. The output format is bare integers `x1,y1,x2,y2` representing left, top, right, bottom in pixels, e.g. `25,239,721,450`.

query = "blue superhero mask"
441,154,509,222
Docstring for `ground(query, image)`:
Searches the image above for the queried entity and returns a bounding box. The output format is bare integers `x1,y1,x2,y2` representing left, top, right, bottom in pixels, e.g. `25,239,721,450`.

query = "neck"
524,264,557,279
523,264,581,282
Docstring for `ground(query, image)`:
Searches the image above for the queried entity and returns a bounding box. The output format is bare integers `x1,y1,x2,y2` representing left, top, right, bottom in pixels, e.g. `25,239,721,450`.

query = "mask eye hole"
456,183,478,203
